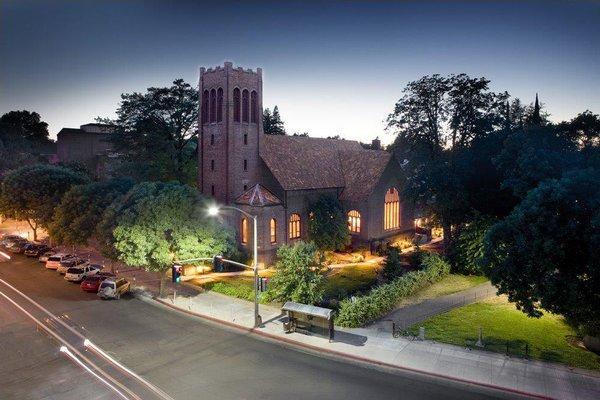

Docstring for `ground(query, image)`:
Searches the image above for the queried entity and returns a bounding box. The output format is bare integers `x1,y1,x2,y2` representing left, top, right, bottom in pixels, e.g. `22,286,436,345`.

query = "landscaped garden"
408,296,600,371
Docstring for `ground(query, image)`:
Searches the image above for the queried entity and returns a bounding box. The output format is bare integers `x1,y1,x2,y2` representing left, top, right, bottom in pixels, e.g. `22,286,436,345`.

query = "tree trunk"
442,223,452,254
158,269,168,298
26,219,38,242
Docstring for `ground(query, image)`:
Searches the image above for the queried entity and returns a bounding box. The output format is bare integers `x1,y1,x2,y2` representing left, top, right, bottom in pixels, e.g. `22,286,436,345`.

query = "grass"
323,263,380,300
408,296,600,371
397,274,488,307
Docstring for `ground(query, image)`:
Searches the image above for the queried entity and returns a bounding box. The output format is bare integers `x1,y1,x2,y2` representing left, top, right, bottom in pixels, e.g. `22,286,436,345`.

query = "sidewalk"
137,287,600,400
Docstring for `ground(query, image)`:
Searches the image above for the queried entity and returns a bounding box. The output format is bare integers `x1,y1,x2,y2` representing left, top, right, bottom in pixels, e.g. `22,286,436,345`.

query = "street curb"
150,295,554,400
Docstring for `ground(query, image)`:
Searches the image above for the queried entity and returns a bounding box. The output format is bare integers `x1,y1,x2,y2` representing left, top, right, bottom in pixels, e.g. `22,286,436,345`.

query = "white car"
64,264,101,282
98,278,130,299
57,258,87,275
45,253,73,270
39,251,54,263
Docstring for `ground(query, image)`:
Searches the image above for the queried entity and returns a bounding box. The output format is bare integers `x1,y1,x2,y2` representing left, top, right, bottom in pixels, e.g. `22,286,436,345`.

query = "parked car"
57,257,88,275
4,237,28,250
45,253,73,270
64,264,101,282
39,251,55,263
0,235,24,247
98,277,130,299
8,241,33,254
25,244,51,257
80,272,115,293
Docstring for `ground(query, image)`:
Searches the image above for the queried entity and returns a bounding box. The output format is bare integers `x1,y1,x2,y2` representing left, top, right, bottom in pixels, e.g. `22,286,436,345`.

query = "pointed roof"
235,184,281,207
339,149,392,202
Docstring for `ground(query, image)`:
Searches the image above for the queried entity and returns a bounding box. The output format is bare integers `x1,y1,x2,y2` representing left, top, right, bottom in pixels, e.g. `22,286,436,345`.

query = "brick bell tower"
198,62,263,203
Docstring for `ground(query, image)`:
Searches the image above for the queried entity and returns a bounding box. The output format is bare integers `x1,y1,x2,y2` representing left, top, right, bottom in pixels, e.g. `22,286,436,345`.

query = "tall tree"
0,110,50,143
0,164,89,240
307,196,350,251
105,79,198,184
263,105,286,135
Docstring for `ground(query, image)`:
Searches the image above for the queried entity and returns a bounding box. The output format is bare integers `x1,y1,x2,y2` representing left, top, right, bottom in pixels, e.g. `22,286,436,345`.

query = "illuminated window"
210,89,216,123
202,90,209,124
289,213,301,239
241,218,248,244
348,210,361,233
217,88,223,122
270,218,277,243
242,89,249,122
384,188,400,230
250,90,258,123
233,88,241,122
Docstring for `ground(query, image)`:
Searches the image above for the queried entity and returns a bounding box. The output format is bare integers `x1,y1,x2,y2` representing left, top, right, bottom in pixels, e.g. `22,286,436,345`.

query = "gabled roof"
259,135,364,191
339,149,392,203
235,184,281,207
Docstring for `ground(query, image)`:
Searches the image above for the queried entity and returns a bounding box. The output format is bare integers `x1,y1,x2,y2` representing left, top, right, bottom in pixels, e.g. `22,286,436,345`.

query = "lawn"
397,274,488,307
323,263,380,300
409,296,600,371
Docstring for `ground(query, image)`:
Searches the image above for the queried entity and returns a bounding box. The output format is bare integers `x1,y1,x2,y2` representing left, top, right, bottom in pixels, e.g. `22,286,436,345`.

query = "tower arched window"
270,218,277,243
210,89,216,123
384,188,400,230
202,90,209,124
348,210,361,233
233,88,241,122
241,218,248,244
289,213,301,239
242,89,249,123
217,88,223,122
250,91,258,123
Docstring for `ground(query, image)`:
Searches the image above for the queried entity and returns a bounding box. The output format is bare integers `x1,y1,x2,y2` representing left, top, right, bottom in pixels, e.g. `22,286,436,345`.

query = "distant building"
56,123,117,179
198,62,414,263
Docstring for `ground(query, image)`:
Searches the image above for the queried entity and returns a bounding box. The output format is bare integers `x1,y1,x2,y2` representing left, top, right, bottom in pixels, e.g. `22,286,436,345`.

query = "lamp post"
208,205,262,328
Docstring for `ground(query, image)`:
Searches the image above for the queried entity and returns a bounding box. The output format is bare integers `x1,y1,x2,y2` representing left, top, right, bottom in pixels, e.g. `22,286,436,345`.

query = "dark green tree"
307,196,350,251
482,169,600,335
0,164,89,240
0,110,50,143
381,246,404,281
557,110,600,150
110,181,236,296
49,178,134,245
267,241,326,304
104,79,198,184
263,105,286,135
451,216,495,275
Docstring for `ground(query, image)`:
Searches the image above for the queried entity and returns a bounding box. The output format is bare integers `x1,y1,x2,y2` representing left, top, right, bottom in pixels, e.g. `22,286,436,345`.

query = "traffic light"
213,255,223,272
172,264,182,283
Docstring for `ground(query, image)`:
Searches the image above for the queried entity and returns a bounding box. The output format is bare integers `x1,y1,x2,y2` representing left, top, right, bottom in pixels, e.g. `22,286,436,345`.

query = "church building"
198,62,414,263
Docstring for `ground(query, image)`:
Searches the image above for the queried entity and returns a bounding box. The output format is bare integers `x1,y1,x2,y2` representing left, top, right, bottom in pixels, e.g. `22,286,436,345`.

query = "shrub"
381,246,403,281
336,252,450,327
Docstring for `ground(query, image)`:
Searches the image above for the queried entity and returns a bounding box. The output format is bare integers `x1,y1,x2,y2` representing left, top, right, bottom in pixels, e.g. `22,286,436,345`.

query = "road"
0,253,528,400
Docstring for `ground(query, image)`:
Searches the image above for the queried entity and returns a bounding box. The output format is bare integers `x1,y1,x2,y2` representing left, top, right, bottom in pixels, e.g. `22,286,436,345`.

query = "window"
233,88,241,122
202,90,209,124
243,159,248,171
210,159,215,171
210,89,216,123
210,134,214,145
211,185,215,196
241,218,248,244
270,218,277,243
250,91,258,123
348,210,361,233
384,188,400,230
217,88,223,122
242,89,249,122
289,213,301,239
244,133,248,145
243,184,248,191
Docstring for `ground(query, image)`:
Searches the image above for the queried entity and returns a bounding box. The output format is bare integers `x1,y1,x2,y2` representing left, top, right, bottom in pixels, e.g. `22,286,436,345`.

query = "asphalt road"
0,253,528,400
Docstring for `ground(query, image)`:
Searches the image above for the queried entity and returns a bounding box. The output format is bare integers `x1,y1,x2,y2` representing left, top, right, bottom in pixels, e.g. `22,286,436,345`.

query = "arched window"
233,88,241,122
241,218,249,244
289,213,301,239
348,210,361,233
270,218,277,243
210,89,216,123
384,188,400,230
217,88,223,122
242,89,249,123
250,91,258,123
202,90,209,124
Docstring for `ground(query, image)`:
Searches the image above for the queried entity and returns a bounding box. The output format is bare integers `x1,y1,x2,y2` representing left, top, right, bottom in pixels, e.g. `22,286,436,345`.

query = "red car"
80,273,116,293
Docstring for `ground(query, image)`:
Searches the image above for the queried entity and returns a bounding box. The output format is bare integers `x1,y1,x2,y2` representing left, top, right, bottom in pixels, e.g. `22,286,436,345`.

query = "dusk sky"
1,0,599,144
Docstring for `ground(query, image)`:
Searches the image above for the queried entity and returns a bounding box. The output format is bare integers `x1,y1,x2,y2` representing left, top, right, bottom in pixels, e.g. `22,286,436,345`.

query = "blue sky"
1,0,598,144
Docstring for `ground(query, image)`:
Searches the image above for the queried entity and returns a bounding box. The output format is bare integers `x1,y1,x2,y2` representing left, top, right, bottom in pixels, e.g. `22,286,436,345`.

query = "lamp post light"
208,205,262,328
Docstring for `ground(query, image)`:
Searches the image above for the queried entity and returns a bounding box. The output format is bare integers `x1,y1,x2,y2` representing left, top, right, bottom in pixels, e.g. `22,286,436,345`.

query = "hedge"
335,253,450,327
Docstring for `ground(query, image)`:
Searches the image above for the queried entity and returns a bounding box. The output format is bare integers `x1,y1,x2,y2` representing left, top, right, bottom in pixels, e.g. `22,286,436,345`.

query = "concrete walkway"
137,287,600,400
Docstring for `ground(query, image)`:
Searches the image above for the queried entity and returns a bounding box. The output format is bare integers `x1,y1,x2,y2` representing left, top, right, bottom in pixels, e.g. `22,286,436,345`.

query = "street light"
207,205,262,328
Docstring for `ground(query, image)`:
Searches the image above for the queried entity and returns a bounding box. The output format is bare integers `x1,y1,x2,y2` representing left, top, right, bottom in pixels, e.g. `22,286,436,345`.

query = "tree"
267,241,326,304
0,165,89,240
557,110,600,150
0,110,50,143
482,169,600,335
110,182,236,296
105,79,198,184
49,178,134,245
263,106,286,135
451,216,495,275
381,246,403,281
307,196,350,251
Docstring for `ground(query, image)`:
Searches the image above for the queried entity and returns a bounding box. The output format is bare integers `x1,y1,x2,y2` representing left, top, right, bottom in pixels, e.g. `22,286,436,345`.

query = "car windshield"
85,276,102,282
100,282,115,289
67,268,83,274
48,256,61,261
